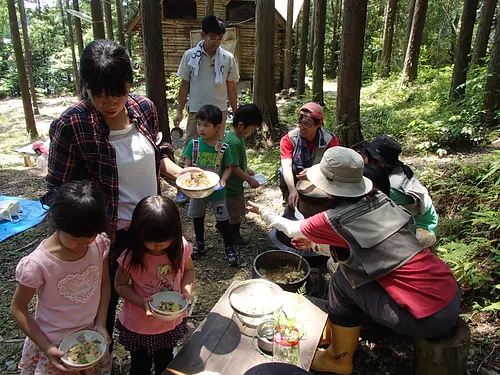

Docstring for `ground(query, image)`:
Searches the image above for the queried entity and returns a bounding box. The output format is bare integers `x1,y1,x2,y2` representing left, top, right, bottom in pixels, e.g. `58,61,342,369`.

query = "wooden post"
414,317,470,375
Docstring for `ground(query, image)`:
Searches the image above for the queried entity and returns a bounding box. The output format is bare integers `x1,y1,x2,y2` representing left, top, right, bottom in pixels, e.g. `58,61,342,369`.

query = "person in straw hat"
247,147,460,375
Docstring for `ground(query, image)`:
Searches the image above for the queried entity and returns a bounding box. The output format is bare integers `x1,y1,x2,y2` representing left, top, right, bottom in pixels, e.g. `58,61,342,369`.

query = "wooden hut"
127,0,302,89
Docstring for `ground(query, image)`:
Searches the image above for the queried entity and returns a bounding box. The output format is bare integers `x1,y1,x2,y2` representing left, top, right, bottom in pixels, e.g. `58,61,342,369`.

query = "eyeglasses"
298,112,317,128
206,34,223,43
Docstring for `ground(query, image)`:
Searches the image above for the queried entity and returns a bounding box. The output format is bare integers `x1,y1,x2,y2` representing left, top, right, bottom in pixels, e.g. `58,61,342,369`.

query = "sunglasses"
298,112,317,128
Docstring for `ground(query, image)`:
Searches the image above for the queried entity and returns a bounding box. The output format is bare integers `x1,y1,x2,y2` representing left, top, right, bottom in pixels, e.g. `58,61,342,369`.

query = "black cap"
363,135,403,168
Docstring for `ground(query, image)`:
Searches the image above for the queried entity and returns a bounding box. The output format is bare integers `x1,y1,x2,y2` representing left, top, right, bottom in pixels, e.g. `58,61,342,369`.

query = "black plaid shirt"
44,94,173,231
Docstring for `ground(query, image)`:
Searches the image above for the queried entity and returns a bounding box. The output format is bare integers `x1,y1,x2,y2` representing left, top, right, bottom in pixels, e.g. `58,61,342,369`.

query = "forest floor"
0,95,499,375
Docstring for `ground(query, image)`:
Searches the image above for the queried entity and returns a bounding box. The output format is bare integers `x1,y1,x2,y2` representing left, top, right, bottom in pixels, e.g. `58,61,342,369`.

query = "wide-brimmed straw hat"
306,147,373,197
296,179,328,198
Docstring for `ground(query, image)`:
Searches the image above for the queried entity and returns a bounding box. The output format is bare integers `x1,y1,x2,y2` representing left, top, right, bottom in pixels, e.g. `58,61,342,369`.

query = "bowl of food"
59,330,106,370
176,171,220,199
228,279,285,328
149,290,189,321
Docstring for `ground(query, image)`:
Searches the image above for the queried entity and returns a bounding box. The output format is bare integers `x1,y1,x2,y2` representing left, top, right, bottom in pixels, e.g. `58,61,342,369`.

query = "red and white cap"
298,102,324,121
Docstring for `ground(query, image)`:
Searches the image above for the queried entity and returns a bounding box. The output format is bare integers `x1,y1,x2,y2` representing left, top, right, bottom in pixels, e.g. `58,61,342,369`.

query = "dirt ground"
0,96,499,375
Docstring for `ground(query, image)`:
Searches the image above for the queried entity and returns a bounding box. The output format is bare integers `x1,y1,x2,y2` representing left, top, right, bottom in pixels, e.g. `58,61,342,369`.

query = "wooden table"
166,281,328,375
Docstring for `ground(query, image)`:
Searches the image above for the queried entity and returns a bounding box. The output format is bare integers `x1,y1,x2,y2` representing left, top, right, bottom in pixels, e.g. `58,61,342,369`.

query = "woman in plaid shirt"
43,40,199,350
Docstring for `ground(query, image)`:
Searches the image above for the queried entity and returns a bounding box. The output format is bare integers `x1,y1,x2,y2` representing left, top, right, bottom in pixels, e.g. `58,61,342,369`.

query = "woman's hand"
180,167,203,175
296,168,309,180
291,237,312,250
93,324,111,345
246,201,263,214
181,288,192,303
44,346,67,371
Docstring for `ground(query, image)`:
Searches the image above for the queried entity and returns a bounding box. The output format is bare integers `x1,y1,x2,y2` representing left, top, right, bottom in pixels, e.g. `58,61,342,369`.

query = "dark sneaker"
225,246,239,267
233,234,250,246
191,241,206,259
175,191,189,205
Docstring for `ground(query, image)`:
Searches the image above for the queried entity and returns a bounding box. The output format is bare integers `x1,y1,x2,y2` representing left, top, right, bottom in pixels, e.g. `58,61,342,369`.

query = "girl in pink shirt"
11,181,111,374
114,196,195,375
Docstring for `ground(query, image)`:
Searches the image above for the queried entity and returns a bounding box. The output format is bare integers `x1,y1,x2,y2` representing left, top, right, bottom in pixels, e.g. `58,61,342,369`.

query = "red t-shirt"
280,133,340,160
300,213,457,319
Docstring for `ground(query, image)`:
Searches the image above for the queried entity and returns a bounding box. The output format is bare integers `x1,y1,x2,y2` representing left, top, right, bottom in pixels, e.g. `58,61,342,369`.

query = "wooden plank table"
166,281,328,375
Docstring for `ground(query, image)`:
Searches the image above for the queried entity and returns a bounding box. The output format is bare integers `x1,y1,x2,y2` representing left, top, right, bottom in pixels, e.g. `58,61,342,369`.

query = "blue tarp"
0,196,47,243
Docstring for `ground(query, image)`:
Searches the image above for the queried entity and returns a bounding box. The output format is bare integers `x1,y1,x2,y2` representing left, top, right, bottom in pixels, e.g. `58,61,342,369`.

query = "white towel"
188,40,225,85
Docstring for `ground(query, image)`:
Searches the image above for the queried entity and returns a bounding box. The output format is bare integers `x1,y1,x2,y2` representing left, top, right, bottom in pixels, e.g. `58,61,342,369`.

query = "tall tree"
7,0,37,137
91,0,106,40
205,0,214,15
140,0,170,142
336,0,367,146
58,0,67,47
472,0,498,65
66,0,80,94
18,0,39,114
308,1,315,68
73,0,84,54
450,0,479,100
401,0,429,85
312,0,327,104
103,0,114,40
283,0,294,89
405,0,416,48
381,0,398,77
328,0,342,77
253,0,279,143
115,0,126,46
483,6,500,126
297,0,310,95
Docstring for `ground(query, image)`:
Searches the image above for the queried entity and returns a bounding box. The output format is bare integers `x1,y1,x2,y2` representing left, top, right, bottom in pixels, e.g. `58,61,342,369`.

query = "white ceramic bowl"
149,291,189,321
243,174,267,188
176,171,220,199
59,330,106,370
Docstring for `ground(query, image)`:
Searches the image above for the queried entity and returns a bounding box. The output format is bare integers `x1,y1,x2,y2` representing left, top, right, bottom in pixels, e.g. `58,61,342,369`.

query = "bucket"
252,250,310,293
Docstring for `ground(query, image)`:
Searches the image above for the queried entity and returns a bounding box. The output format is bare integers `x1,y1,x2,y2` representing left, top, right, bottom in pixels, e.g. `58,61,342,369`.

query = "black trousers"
106,229,131,350
130,347,174,375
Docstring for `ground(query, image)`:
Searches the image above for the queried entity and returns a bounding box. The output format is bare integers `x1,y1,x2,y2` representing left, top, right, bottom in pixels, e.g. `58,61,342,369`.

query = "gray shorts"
226,194,246,218
187,198,229,221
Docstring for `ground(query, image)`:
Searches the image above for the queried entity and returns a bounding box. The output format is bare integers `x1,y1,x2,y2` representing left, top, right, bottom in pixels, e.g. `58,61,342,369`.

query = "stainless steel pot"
256,320,275,353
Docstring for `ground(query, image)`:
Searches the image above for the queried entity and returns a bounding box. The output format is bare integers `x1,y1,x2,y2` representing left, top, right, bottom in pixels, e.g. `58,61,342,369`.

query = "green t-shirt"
390,188,439,235
183,137,233,201
224,130,247,197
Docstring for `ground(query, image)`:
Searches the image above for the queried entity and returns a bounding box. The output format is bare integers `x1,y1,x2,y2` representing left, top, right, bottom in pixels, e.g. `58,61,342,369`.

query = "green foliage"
166,73,181,101
246,148,281,182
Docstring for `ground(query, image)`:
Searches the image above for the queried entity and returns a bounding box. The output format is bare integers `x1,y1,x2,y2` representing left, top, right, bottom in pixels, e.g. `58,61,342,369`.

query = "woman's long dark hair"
124,196,184,275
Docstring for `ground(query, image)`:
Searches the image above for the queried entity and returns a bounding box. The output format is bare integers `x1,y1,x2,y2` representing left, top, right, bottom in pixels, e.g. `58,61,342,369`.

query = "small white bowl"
243,174,267,188
149,291,189,321
176,171,220,199
59,330,106,370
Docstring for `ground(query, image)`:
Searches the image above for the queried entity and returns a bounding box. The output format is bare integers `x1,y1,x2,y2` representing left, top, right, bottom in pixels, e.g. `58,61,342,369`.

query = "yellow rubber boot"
311,323,360,374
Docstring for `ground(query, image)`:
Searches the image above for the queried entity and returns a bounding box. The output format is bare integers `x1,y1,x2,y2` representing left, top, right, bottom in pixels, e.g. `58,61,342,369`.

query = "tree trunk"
253,0,279,143
450,0,479,100
472,0,498,65
66,0,80,95
381,0,398,77
483,6,500,126
115,0,126,46
7,0,37,137
312,0,327,104
18,0,39,114
401,0,429,85
283,0,294,89
336,0,367,146
91,0,106,40
205,0,214,15
308,1,315,68
58,0,67,47
405,0,416,49
73,0,84,54
297,0,310,95
450,14,459,63
103,0,114,40
329,0,341,78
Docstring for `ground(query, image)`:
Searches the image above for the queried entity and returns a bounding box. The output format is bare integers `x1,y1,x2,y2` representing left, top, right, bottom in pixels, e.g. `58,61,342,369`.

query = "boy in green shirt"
224,104,263,245
184,105,237,266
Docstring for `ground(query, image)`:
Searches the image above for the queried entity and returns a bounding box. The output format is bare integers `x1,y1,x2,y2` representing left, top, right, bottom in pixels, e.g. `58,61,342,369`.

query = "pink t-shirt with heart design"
15,234,109,344
117,237,192,335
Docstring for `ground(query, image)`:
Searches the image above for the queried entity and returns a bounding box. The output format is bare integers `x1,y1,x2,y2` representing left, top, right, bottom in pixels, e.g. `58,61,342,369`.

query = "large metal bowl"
228,279,285,326
176,171,220,199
